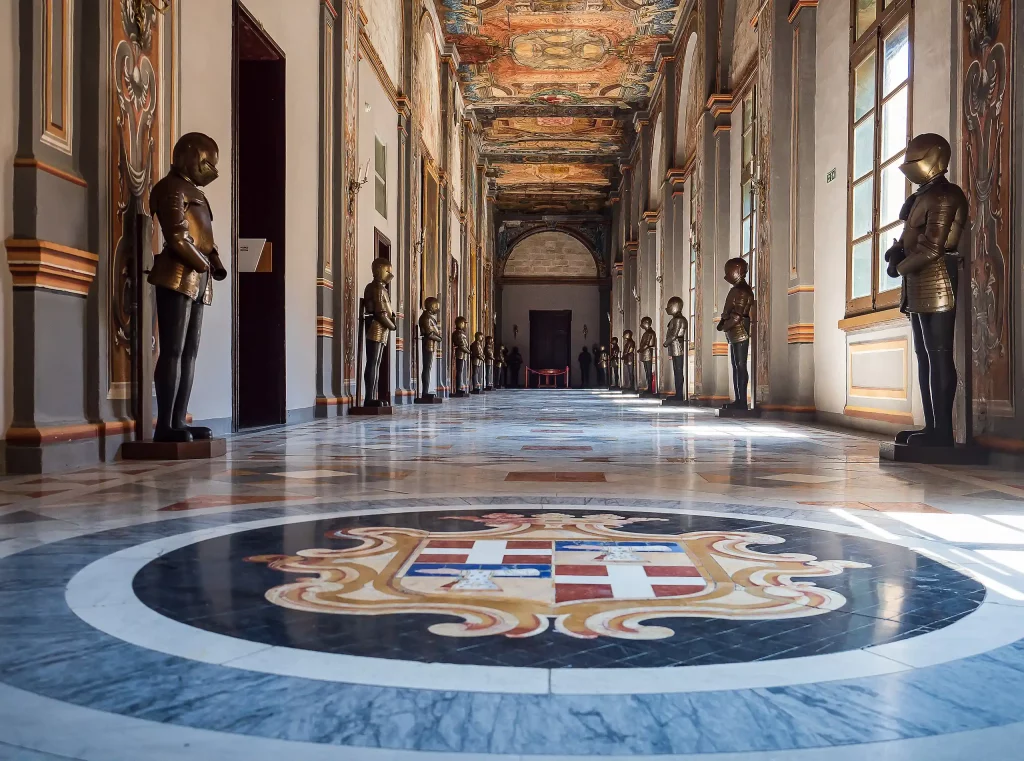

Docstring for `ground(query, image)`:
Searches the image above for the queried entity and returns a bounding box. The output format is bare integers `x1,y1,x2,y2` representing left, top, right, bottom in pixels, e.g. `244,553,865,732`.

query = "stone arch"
649,114,665,210
674,30,699,164
414,10,442,161
498,227,604,279
503,231,598,279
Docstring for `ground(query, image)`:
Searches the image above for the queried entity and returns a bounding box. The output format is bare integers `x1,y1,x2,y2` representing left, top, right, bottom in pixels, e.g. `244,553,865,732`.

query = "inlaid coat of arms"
248,513,869,640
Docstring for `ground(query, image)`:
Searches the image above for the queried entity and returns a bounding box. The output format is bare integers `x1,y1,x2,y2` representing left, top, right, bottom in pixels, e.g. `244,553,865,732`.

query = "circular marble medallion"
132,508,984,670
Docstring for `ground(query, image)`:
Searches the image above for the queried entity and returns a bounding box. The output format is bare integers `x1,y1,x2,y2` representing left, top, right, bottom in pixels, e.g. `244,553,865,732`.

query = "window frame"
845,0,914,316
739,86,757,298
374,136,388,219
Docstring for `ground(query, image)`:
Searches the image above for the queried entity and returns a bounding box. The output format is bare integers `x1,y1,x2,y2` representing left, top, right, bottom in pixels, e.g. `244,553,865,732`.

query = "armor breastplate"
722,284,753,344
453,330,469,359
149,173,216,304
623,339,636,361
898,178,968,314
639,331,656,361
419,313,440,351
665,316,688,356
363,281,394,344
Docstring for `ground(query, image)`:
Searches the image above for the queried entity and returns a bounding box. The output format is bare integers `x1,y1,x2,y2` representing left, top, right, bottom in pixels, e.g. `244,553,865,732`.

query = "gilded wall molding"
5,238,99,296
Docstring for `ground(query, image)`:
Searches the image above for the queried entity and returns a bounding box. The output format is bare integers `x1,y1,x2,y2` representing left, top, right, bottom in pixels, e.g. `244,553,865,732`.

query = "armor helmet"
666,296,684,315
611,336,619,344
172,132,220,187
424,296,440,313
485,335,494,345
623,329,633,340
640,316,653,329
475,332,484,340
899,133,951,185
455,315,467,329
371,257,394,284
724,257,748,285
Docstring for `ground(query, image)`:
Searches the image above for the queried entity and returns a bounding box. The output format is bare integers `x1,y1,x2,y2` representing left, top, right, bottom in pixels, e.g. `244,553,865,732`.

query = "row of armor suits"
597,297,690,400
450,321,509,395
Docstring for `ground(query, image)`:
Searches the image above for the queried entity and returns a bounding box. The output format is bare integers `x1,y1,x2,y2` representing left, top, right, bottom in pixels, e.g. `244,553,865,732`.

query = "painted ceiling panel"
437,0,682,212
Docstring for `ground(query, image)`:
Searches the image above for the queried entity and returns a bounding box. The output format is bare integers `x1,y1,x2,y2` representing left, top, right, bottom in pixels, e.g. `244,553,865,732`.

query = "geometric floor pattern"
3,390,1024,759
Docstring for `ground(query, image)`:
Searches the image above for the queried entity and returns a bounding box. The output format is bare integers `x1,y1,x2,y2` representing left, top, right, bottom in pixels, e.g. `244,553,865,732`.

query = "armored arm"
898,196,959,276
154,187,210,273
209,248,228,281
372,288,397,331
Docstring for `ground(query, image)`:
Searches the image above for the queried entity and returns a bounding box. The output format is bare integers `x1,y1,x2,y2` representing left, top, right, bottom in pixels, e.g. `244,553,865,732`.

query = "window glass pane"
883,19,910,96
881,85,908,161
854,53,876,122
852,177,874,239
742,218,752,254
742,129,754,164
741,181,753,216
743,92,754,129
879,157,907,227
374,138,386,178
853,119,875,180
878,233,901,292
851,238,873,299
855,0,877,39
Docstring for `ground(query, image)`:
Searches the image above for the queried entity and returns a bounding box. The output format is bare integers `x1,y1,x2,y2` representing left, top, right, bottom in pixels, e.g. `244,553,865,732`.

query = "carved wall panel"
342,0,359,382
754,0,773,401
962,0,1014,415
108,0,161,396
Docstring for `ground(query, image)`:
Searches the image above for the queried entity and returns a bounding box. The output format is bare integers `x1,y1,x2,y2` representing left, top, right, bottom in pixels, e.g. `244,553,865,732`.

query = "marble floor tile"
1,390,1023,759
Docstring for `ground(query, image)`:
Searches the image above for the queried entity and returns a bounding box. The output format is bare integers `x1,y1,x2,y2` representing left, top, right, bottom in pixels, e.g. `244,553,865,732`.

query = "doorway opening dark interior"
233,3,286,429
529,310,572,388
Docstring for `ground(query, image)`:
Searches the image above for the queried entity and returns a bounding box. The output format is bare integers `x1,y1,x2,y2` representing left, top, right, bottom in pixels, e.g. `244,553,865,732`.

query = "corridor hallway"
2,392,1024,759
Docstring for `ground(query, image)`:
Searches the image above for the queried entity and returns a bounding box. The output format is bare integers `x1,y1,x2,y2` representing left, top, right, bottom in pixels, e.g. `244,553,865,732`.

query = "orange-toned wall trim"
13,157,87,187
712,342,729,356
396,338,405,352
788,0,818,24
316,396,354,406
322,0,337,18
787,323,815,344
788,284,815,295
843,405,914,425
316,316,334,338
395,389,416,398
977,435,1024,453
316,278,334,289
358,27,401,112
5,238,99,295
761,404,816,413
706,93,734,117
6,420,134,447
838,308,906,332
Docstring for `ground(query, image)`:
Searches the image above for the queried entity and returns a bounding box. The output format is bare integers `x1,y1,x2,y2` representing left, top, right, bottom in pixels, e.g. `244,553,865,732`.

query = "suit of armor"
497,345,508,388
639,318,657,395
470,333,484,392
885,133,970,447
418,298,441,398
664,296,689,400
484,336,496,390
452,317,470,395
596,345,608,387
717,259,754,410
609,338,621,388
622,331,637,391
149,133,227,443
362,258,397,406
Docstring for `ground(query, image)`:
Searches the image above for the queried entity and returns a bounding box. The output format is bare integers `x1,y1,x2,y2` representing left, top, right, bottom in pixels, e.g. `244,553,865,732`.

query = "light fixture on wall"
364,102,372,113
751,159,767,197
132,0,171,16
631,287,640,304
513,324,519,340
583,324,588,340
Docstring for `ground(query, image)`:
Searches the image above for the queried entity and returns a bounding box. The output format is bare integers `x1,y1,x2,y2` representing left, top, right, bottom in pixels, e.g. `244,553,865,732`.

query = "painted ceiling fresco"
437,0,682,212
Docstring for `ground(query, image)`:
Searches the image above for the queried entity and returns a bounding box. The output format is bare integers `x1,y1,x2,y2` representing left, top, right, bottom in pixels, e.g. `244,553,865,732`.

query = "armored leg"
642,361,654,393
420,338,434,397
898,315,936,444
907,309,957,447
623,364,634,391
672,355,686,399
364,340,385,404
154,288,195,443
727,340,750,409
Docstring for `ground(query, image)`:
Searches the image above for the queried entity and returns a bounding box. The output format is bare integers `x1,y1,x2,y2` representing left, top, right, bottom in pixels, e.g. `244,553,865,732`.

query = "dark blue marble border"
0,497,1022,756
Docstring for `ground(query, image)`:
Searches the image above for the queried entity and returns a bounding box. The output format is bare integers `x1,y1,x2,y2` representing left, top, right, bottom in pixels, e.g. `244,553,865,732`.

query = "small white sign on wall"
238,238,267,273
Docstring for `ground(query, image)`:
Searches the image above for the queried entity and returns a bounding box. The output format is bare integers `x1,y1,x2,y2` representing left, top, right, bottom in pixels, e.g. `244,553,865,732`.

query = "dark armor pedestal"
451,390,470,398
717,407,763,419
879,442,988,464
121,438,227,461
415,394,444,405
662,398,692,407
350,406,394,416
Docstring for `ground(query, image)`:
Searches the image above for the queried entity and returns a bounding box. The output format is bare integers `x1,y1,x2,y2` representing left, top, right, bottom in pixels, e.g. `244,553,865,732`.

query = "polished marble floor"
3,390,1024,759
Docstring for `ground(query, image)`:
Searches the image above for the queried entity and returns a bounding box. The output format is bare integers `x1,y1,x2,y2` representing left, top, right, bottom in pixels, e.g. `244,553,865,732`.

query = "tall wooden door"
529,310,572,388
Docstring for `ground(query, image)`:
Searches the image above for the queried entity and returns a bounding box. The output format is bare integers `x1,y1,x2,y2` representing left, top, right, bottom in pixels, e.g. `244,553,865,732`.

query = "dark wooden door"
529,310,571,388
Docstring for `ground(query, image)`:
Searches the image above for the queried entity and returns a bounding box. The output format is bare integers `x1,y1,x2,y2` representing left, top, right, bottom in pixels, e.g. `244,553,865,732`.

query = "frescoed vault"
436,0,682,211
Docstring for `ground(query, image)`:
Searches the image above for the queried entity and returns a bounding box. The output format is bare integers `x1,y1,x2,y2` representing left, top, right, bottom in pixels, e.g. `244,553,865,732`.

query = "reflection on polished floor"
4,391,1024,760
